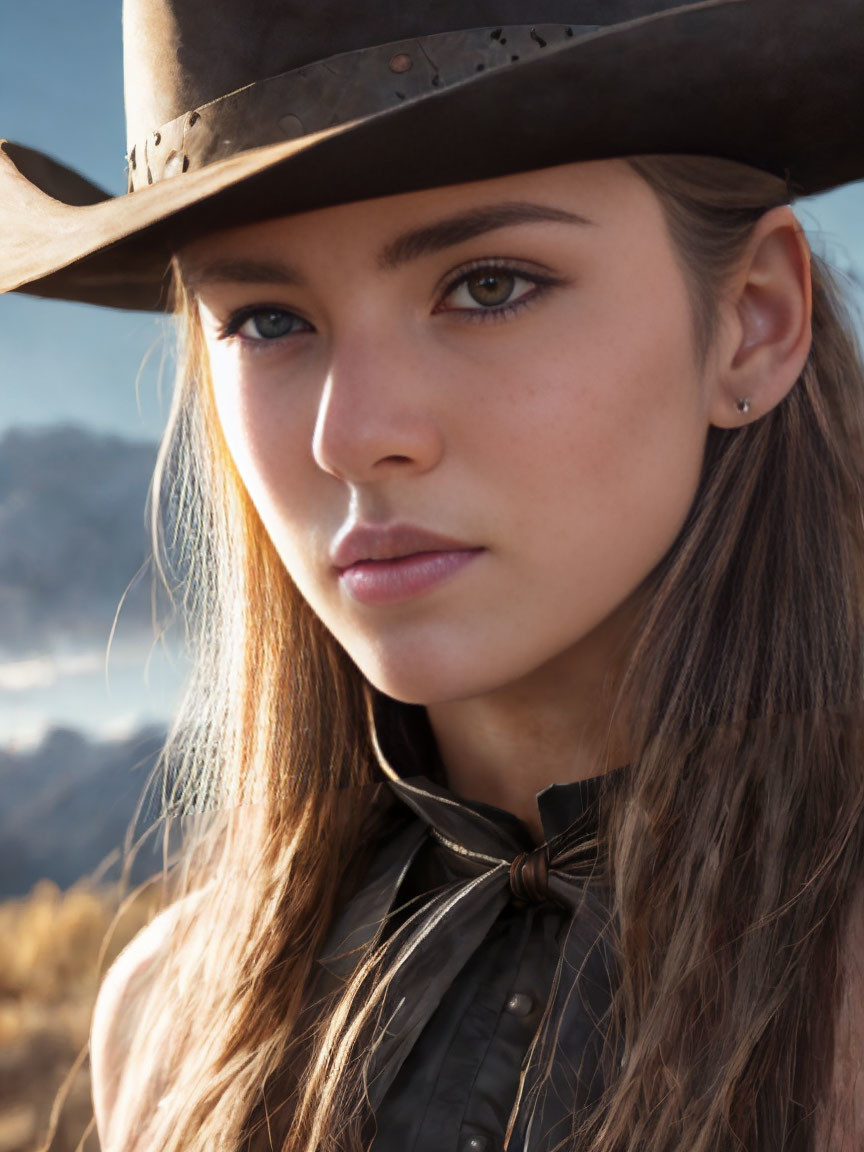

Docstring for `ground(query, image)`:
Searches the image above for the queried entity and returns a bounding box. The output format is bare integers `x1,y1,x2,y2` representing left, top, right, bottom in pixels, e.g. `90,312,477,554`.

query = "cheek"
481,287,709,598
207,346,320,544
580,326,706,528
208,342,260,472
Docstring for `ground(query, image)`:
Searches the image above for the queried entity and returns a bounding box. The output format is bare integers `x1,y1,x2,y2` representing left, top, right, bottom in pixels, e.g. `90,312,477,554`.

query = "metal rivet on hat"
153,130,161,146
163,151,184,178
389,53,413,74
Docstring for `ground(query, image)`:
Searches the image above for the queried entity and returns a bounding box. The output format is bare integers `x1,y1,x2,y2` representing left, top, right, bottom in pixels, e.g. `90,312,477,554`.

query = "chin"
358,663,475,707
349,641,535,707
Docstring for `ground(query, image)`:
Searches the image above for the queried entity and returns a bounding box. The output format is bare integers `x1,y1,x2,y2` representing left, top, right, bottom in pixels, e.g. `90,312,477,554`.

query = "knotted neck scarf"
318,696,621,1123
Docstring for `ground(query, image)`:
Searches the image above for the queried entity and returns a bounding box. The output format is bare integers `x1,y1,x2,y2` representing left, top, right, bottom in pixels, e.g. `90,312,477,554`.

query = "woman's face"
184,160,716,705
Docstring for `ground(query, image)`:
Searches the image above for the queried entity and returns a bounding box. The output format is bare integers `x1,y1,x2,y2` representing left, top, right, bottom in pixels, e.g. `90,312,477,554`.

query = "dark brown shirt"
318,703,618,1152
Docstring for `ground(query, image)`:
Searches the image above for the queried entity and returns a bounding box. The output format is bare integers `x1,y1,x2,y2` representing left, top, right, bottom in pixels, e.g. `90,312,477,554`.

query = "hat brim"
3,0,863,311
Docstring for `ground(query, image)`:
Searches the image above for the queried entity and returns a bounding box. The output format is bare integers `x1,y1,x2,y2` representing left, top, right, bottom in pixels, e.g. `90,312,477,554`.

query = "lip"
331,522,477,569
331,522,484,605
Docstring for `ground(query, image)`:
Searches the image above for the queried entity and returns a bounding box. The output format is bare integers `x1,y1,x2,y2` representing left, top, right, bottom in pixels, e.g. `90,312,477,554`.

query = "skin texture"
182,159,811,837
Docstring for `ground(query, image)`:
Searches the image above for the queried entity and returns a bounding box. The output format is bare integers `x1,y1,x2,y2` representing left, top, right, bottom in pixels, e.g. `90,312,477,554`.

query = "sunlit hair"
98,157,864,1152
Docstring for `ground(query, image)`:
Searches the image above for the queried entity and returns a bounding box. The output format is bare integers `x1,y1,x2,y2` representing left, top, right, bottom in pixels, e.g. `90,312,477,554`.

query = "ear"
708,205,812,429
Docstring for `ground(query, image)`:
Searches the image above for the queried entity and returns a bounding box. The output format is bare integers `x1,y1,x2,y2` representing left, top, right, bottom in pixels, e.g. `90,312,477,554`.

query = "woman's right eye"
221,307,312,342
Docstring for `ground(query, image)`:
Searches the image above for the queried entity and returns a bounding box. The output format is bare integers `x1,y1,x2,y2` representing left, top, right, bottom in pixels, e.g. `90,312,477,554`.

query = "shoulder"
90,897,195,1149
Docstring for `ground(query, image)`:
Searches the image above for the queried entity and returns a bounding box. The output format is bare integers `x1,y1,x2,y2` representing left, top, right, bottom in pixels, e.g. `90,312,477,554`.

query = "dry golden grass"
0,880,163,1152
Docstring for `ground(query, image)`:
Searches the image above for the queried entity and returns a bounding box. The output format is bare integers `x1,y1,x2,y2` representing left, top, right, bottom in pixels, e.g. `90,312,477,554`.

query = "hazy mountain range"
0,424,169,896
0,723,166,897
0,424,157,654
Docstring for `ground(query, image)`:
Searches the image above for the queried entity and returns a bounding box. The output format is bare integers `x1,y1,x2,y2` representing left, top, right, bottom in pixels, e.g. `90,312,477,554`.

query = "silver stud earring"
735,397,752,415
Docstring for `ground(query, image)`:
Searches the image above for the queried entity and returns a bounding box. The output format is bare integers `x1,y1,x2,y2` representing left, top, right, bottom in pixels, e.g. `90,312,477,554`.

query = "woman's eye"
227,308,311,341
441,268,539,314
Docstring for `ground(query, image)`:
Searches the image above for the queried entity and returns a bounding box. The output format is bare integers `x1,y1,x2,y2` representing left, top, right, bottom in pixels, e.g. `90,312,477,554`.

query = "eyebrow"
182,201,594,289
182,256,307,291
377,201,595,271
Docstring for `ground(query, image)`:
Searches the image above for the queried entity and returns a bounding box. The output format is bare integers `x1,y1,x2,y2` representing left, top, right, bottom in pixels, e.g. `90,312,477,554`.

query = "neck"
425,605,633,843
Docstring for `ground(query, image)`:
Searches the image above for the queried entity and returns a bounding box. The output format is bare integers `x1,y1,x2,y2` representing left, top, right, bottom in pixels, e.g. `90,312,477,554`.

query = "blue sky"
0,2,175,742
0,0,168,440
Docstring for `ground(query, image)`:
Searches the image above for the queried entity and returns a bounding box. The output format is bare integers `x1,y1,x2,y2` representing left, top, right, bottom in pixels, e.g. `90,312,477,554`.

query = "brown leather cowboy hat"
2,0,863,312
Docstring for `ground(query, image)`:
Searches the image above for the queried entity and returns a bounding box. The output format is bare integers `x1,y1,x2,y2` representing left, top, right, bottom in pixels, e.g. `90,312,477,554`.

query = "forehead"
178,159,661,283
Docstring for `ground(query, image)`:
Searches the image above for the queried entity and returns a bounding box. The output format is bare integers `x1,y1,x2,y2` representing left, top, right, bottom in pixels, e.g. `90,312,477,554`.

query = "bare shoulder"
90,895,199,1148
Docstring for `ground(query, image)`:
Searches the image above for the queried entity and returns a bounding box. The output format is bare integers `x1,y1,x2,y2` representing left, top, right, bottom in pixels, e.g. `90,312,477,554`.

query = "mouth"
331,522,484,606
331,522,479,569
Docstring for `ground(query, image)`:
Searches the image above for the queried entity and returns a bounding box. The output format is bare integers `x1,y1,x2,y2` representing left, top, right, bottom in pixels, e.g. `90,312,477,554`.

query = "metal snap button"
462,1135,491,1152
279,113,305,140
505,992,534,1017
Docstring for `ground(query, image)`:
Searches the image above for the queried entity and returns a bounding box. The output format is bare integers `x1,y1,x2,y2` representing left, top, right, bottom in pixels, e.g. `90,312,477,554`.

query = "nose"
312,327,444,484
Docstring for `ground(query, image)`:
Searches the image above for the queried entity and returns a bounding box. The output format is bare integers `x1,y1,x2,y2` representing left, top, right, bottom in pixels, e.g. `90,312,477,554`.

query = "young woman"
3,3,864,1150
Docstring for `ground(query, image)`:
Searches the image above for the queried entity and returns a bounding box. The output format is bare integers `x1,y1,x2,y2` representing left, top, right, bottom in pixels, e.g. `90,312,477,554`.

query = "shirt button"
505,992,534,1017
463,1137,491,1152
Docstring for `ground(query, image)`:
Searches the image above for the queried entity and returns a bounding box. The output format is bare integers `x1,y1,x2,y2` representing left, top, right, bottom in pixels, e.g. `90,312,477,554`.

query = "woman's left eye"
438,266,548,316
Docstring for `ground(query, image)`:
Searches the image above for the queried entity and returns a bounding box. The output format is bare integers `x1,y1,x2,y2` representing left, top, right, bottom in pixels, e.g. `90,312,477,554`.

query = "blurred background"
2,2,864,1149
2,4,181,1148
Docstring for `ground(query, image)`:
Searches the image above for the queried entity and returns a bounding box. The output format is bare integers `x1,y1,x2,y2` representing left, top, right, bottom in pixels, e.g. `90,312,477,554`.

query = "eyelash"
436,259,561,323
216,260,561,344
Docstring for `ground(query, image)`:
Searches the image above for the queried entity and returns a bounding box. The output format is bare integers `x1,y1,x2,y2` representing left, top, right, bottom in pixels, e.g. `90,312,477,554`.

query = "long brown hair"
105,156,864,1151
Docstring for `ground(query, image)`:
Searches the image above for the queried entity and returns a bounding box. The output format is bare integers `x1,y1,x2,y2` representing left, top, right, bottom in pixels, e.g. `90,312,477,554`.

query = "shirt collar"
370,692,622,849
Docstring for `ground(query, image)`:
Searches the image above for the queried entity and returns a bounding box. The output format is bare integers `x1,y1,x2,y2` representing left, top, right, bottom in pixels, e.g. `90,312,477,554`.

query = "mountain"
0,424,158,653
0,724,166,897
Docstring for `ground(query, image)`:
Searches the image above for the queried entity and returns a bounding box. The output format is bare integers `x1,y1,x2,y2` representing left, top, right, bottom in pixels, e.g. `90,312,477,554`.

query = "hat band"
127,24,600,193
126,0,741,194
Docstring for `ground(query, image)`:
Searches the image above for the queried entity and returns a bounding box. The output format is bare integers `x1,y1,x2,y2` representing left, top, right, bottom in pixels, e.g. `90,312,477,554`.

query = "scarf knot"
508,843,551,904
